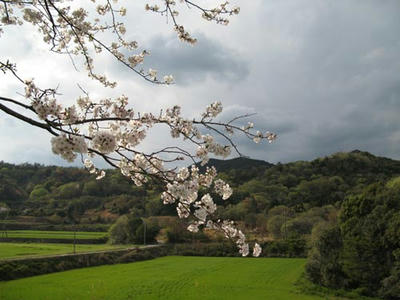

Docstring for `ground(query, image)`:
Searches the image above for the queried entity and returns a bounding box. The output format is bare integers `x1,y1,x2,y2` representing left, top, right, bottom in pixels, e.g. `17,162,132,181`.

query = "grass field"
0,242,132,260
0,256,354,300
1,230,107,240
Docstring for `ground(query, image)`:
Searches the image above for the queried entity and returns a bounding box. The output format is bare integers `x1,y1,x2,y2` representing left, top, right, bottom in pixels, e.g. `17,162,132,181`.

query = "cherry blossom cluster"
203,101,223,118
145,1,240,44
83,159,105,180
205,219,262,257
51,134,87,162
200,1,240,25
0,0,174,85
161,164,261,256
0,1,23,30
0,206,9,213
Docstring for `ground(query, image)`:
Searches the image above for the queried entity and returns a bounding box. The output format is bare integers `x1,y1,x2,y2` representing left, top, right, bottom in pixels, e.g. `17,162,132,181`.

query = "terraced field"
1,230,107,240
0,242,132,260
0,256,353,300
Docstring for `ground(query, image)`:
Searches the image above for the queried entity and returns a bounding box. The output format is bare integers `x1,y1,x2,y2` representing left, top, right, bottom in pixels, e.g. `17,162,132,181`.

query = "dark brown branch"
0,102,57,135
3,1,9,22
0,96,33,111
202,121,242,156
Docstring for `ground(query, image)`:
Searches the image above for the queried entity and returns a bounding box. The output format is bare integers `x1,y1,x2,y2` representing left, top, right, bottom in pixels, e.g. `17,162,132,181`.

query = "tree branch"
0,102,57,135
0,96,34,111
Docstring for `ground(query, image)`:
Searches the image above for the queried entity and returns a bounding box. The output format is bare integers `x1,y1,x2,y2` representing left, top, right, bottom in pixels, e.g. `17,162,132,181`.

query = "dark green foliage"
56,182,82,199
267,215,286,238
164,221,209,243
379,249,400,299
306,226,345,288
108,215,160,244
171,242,240,257
289,176,346,207
0,161,166,223
171,240,305,258
108,215,134,244
135,221,160,244
220,151,400,223
29,185,49,201
197,157,272,174
306,182,400,299
261,239,308,258
171,240,307,258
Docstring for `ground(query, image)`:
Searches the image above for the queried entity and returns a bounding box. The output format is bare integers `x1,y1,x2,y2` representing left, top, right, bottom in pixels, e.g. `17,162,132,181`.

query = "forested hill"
198,157,273,172
197,157,273,184
1,150,400,223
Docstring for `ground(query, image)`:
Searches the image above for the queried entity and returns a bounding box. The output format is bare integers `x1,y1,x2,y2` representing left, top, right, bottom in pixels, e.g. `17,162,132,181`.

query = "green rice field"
0,242,132,260
1,230,107,240
0,256,351,300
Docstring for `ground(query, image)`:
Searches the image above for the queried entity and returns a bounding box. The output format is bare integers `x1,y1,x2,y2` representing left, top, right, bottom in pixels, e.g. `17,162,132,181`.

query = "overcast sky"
0,0,399,167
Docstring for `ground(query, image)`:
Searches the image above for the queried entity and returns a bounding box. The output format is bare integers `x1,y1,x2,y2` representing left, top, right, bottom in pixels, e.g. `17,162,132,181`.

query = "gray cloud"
142,33,249,84
228,0,400,163
1,1,400,167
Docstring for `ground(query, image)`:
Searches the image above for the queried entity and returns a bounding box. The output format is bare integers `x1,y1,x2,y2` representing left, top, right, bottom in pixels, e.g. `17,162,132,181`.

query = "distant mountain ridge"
196,157,273,173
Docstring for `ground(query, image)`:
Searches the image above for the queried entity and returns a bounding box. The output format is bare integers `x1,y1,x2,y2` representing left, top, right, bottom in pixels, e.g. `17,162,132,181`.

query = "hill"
197,157,273,172
1,150,400,225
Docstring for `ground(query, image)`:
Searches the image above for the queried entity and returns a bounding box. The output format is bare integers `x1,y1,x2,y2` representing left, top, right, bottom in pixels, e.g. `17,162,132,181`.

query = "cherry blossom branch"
0,1,271,256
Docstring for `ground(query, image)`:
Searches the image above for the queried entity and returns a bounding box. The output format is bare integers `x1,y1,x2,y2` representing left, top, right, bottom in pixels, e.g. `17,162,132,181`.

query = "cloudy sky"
0,0,399,167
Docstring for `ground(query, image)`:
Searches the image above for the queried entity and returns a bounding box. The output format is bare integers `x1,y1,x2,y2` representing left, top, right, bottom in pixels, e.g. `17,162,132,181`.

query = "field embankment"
0,245,167,281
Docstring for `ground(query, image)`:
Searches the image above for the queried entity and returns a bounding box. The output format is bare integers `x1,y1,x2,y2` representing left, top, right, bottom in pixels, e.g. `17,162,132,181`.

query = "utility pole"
73,228,76,254
142,192,147,246
142,218,146,245
144,220,146,245
0,205,10,238
283,208,287,241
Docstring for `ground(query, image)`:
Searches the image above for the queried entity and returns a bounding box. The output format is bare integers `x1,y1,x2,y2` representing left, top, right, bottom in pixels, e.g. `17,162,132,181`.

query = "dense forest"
1,150,400,298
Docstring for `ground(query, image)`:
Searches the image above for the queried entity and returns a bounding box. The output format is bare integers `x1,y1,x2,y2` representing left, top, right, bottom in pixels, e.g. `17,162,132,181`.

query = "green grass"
0,242,132,260
0,256,353,300
1,230,107,240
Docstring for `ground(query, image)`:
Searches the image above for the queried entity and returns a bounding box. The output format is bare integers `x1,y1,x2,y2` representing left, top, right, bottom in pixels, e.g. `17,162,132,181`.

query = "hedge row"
261,239,308,258
171,239,308,258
